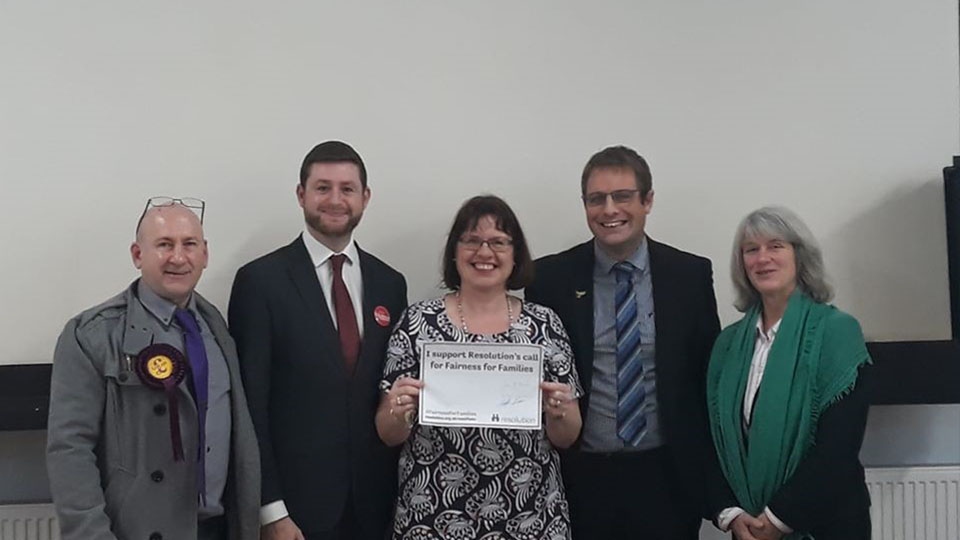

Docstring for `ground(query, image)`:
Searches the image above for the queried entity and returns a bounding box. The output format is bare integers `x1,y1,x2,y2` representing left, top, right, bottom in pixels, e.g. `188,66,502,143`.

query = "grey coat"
46,282,260,540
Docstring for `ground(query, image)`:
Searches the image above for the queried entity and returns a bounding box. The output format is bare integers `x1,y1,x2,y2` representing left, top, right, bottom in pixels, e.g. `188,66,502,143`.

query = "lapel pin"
373,305,392,327
574,290,587,299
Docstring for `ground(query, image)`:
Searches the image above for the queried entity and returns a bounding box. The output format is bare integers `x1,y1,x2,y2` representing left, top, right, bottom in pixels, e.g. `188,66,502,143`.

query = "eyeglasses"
137,196,206,232
582,189,641,207
458,236,513,252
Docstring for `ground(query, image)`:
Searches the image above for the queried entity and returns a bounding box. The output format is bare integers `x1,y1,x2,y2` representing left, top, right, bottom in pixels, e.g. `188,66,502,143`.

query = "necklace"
456,290,513,334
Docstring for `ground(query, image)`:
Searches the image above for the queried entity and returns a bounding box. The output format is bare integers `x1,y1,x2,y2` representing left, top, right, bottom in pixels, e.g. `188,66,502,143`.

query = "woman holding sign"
376,195,583,540
707,207,872,540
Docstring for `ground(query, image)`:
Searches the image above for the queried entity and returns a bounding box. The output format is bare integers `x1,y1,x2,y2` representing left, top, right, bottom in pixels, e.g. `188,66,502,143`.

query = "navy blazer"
228,236,407,536
525,238,730,519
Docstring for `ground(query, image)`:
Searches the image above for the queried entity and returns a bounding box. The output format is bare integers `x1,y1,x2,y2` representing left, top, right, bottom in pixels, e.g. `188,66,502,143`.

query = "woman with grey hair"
706,206,872,540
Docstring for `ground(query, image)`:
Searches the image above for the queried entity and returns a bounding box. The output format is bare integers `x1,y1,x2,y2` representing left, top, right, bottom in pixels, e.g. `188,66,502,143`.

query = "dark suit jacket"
762,348,873,536
228,236,407,537
524,238,730,519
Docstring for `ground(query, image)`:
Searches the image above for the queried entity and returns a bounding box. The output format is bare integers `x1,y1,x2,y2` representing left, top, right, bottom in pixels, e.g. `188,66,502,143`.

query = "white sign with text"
419,341,543,430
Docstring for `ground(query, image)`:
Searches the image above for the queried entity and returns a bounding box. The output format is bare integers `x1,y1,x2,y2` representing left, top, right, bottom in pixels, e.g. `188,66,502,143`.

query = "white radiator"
2,468,959,540
867,466,960,540
0,504,57,540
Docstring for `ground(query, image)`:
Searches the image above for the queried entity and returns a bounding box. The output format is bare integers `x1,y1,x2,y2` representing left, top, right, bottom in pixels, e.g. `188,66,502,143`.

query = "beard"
305,211,362,240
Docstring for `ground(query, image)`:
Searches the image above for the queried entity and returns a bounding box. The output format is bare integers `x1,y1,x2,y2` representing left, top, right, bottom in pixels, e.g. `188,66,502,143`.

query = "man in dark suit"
229,141,407,540
525,145,729,539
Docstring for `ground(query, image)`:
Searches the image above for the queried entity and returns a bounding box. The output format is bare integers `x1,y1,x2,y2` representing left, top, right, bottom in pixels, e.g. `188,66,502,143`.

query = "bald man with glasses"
47,198,260,540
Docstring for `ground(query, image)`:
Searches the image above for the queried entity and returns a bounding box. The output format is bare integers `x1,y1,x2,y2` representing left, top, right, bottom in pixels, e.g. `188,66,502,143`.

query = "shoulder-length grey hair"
730,206,834,312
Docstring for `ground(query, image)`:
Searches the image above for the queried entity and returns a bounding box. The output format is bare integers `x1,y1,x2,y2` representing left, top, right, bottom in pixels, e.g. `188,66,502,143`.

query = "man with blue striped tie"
525,145,732,539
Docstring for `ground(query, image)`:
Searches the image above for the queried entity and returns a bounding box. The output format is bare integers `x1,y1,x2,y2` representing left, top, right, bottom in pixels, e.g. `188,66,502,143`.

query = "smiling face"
297,161,371,251
455,215,515,293
583,167,654,261
131,205,208,308
741,235,798,301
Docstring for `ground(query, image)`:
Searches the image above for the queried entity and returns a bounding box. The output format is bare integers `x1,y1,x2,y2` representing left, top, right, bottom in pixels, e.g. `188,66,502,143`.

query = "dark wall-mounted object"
0,364,51,431
864,158,960,404
867,341,959,404
1,342,957,432
1,159,959,430
944,156,960,341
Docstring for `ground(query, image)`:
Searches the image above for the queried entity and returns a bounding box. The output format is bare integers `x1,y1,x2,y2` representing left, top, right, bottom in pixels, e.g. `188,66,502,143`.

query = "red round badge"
374,306,391,327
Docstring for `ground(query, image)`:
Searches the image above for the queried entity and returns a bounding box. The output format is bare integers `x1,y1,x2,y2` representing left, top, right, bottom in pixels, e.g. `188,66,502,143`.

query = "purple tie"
174,308,208,504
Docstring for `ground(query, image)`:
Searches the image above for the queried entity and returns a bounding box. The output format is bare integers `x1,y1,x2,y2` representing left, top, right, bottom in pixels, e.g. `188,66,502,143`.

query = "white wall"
1,1,957,527
1,1,957,365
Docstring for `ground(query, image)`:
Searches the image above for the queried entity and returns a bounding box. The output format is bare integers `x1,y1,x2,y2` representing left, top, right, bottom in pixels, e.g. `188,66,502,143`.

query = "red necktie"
330,254,360,375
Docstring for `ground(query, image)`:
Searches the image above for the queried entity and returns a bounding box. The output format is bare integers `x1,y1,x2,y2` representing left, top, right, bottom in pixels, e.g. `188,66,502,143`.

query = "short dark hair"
299,140,368,188
580,145,652,199
442,195,534,291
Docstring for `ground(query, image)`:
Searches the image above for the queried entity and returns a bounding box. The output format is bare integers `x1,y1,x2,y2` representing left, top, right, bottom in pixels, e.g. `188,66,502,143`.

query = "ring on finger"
396,396,402,406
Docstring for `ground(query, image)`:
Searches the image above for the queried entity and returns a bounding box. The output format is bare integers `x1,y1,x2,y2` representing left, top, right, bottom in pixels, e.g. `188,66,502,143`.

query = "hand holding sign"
540,381,575,420
386,377,422,427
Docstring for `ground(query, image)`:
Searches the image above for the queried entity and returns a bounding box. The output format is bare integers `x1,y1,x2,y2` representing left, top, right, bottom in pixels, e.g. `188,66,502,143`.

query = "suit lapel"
568,242,597,394
195,296,234,367
648,238,680,380
356,246,389,379
283,236,346,375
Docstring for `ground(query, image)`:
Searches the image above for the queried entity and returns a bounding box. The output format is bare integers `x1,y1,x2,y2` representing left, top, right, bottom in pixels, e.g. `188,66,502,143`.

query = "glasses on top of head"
141,196,206,223
582,189,641,207
136,196,206,234
458,236,514,253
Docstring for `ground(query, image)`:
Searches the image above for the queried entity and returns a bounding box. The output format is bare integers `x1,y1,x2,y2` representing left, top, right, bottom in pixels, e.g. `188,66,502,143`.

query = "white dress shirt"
302,229,365,336
743,318,780,428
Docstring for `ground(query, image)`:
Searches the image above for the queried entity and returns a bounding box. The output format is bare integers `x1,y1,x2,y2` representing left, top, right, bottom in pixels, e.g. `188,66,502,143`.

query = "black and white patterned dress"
380,297,583,540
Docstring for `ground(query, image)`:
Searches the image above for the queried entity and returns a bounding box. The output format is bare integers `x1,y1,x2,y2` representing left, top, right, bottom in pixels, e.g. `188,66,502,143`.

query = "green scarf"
707,292,871,539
